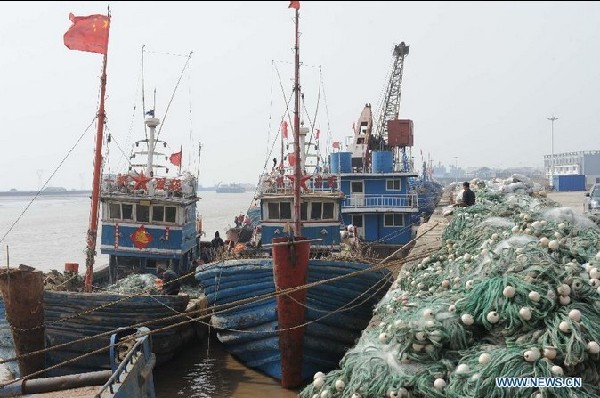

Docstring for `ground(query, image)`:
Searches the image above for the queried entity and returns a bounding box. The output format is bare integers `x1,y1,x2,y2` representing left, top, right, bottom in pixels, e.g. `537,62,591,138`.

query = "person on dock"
461,181,476,207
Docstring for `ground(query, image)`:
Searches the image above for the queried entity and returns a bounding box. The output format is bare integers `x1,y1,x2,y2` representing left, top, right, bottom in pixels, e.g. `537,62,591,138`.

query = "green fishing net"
300,183,600,398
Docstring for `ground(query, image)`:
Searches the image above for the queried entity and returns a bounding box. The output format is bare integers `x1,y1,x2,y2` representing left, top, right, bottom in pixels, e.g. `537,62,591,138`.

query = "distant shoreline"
0,187,253,197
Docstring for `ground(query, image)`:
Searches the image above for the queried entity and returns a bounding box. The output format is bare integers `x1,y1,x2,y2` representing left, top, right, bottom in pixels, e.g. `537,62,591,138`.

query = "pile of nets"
300,180,600,398
104,273,161,294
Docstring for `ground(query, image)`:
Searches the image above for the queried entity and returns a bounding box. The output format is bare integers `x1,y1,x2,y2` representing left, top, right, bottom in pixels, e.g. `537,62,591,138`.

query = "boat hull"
43,291,198,376
195,258,392,381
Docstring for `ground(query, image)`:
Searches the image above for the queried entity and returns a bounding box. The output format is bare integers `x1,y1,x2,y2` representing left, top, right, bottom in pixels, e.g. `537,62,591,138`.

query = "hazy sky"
0,1,598,191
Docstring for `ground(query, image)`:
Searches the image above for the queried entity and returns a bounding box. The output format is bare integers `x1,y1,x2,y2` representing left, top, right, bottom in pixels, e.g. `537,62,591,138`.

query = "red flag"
63,13,110,54
288,1,300,10
282,121,288,139
169,150,182,167
332,142,341,149
315,129,320,140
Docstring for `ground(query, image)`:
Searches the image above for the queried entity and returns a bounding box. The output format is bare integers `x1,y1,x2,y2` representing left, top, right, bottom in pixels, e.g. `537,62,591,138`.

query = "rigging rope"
0,117,97,246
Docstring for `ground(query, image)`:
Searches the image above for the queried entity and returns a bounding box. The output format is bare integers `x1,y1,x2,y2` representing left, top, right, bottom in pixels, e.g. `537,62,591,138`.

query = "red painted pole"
272,237,310,388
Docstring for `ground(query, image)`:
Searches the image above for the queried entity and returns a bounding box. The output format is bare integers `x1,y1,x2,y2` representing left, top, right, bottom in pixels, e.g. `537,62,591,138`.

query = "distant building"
544,150,600,188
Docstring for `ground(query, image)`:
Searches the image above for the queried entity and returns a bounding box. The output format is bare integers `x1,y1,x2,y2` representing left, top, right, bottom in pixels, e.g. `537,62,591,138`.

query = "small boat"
0,323,157,397
196,2,392,389
215,183,246,193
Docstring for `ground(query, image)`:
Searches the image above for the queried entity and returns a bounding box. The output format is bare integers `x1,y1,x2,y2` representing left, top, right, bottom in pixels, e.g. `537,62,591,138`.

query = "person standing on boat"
461,181,476,207
157,266,181,295
212,231,224,248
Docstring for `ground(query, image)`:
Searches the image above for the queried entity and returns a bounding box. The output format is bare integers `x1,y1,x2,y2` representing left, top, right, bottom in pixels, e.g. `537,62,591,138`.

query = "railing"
342,194,418,209
257,173,340,195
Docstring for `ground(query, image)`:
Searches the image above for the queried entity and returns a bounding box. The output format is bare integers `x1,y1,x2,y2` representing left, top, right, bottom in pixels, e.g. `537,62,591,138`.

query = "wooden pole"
0,269,45,376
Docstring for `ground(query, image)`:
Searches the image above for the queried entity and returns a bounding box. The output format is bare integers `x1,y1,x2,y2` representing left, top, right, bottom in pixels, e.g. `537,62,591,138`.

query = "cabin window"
280,202,292,219
351,181,363,193
268,202,280,219
109,203,121,219
322,202,334,219
122,204,134,220
301,202,308,220
165,207,177,223
152,206,164,222
384,214,404,227
137,204,150,222
267,202,292,220
311,202,322,220
386,179,401,191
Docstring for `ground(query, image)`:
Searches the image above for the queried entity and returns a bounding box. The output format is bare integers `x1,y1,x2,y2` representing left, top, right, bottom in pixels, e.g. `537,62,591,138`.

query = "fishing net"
300,177,600,398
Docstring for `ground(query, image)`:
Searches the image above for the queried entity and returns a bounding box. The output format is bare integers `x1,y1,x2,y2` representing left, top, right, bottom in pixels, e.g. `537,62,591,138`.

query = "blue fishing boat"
196,259,391,381
196,2,392,389
338,43,442,257
37,13,205,379
43,290,198,376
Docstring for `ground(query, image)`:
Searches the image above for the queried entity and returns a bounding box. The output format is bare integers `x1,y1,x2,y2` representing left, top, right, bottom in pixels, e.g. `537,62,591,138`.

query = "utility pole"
547,115,558,188
454,157,459,184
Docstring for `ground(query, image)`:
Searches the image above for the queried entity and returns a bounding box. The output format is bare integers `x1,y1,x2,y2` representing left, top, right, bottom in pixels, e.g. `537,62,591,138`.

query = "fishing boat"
39,12,205,376
196,2,392,389
215,183,246,193
337,42,442,258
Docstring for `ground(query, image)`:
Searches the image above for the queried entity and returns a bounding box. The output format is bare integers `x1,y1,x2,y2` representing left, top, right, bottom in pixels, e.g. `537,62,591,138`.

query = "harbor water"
0,190,302,397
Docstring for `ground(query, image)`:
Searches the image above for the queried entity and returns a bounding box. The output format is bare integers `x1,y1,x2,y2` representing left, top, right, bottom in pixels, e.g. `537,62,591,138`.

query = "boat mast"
293,6,302,237
84,21,110,292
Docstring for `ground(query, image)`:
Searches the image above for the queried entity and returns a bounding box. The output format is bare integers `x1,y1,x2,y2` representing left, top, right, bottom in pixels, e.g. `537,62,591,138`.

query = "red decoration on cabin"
156,177,166,190
276,175,284,187
63,13,110,55
131,225,153,249
327,175,337,189
314,175,323,188
168,179,182,192
132,172,151,190
117,174,129,187
287,174,311,191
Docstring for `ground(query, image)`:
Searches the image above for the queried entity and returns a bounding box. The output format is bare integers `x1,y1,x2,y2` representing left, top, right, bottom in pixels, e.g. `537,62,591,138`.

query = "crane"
373,42,411,172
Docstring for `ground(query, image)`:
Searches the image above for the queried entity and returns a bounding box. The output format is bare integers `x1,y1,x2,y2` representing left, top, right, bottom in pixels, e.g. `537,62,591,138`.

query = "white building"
544,150,600,188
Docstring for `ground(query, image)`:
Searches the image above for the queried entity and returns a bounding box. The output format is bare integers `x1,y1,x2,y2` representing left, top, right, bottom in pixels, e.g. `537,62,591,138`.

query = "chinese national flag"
169,150,182,167
63,13,110,54
288,1,300,10
332,142,341,149
315,129,320,140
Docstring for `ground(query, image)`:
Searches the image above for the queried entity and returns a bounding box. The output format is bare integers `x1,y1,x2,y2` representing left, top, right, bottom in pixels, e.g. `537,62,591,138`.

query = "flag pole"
84,10,110,292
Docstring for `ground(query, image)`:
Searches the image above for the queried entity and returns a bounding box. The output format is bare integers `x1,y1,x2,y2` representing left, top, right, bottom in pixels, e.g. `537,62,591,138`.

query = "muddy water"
154,332,303,398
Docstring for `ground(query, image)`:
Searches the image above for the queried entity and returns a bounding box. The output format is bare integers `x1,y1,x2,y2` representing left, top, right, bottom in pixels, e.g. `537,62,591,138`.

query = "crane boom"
374,42,409,146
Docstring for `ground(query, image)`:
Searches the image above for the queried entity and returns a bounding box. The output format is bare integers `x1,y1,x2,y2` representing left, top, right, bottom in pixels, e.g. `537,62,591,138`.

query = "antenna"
36,169,43,190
